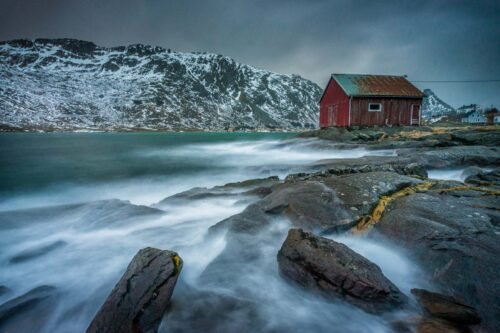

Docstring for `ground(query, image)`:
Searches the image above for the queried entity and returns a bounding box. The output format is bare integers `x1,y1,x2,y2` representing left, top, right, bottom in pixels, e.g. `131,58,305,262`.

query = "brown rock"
411,289,481,326
277,228,406,313
86,247,182,333
416,318,468,333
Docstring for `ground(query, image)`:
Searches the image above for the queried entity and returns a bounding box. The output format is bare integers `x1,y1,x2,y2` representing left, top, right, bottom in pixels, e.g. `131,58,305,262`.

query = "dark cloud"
1,0,499,107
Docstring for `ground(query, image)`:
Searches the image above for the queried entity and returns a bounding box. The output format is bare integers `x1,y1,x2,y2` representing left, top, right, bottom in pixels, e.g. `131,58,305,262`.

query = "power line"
410,79,500,83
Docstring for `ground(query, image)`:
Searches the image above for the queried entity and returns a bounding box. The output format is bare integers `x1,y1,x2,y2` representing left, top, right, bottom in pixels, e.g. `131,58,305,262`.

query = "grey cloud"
0,0,499,107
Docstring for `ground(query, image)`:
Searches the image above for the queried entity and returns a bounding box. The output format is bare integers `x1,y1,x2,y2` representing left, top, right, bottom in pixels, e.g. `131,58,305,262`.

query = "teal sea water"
0,132,293,196
0,132,422,333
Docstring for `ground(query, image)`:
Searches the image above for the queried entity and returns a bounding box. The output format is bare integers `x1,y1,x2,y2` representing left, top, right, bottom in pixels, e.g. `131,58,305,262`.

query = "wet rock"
400,146,500,169
292,158,428,180
416,318,468,333
156,176,280,206
86,247,182,333
465,168,500,186
373,191,500,331
156,187,233,205
221,176,280,189
0,285,59,332
411,289,481,326
260,181,355,230
9,240,67,264
277,228,406,313
460,166,484,180
211,171,423,235
322,171,421,216
209,202,273,236
451,130,500,147
161,284,264,333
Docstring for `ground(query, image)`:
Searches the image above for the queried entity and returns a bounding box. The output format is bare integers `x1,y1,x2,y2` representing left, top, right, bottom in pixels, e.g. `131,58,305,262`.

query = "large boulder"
372,191,500,331
277,228,406,313
86,247,182,333
209,171,424,237
411,289,481,326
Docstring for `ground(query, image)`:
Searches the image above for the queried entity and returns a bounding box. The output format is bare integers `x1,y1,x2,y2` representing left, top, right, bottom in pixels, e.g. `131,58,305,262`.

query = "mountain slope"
421,89,455,119
0,39,322,131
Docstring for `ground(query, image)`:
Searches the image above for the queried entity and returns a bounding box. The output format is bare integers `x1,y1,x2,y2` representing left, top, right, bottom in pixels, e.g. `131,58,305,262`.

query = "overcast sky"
1,0,499,108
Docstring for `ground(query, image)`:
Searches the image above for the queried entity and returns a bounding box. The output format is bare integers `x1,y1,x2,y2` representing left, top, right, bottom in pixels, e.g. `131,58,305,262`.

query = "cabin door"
328,105,338,126
411,104,420,126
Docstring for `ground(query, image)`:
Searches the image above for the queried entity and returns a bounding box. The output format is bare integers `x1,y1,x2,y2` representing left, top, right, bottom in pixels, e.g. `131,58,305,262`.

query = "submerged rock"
411,289,481,326
277,228,406,313
9,240,67,264
86,247,182,333
161,284,264,333
0,285,59,332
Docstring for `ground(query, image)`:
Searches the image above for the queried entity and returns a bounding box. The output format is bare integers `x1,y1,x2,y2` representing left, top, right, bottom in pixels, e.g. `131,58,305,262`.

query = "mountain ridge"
0,38,322,131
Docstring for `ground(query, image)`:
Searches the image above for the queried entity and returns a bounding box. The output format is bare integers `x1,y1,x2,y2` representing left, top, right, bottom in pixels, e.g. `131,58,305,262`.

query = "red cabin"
319,74,424,128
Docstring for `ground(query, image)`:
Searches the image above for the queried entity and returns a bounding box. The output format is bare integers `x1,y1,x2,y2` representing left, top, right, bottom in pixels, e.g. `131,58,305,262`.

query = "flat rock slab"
86,247,182,333
411,289,481,326
277,228,406,314
322,171,422,216
260,181,355,230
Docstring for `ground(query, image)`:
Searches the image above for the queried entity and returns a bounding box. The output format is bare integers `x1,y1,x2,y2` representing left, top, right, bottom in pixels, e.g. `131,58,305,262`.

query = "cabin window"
368,103,382,112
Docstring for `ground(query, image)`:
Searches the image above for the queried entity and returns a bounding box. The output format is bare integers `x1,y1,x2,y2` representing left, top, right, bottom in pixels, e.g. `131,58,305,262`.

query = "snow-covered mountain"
0,39,322,131
421,89,455,119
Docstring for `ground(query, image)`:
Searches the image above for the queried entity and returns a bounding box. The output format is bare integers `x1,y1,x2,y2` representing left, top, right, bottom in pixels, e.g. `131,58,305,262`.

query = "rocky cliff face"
0,39,321,131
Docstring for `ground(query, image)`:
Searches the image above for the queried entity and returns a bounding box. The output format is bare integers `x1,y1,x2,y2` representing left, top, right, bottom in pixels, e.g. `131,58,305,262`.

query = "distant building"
319,74,424,128
461,111,486,124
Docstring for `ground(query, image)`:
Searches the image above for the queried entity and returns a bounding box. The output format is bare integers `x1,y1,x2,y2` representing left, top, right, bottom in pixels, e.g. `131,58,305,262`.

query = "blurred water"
0,132,421,332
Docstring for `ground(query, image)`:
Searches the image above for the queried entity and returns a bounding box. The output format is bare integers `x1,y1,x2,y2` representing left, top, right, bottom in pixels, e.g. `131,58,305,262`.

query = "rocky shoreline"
1,126,498,332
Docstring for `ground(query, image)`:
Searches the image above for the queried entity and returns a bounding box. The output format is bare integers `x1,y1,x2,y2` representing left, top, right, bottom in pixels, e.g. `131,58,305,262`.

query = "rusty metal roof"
332,74,424,98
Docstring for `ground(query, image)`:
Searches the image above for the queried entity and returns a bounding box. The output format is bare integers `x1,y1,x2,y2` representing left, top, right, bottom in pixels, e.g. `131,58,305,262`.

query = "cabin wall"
319,79,350,127
350,97,423,126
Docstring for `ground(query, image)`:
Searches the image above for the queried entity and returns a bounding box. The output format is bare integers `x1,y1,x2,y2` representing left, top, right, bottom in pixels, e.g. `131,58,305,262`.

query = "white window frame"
368,103,382,112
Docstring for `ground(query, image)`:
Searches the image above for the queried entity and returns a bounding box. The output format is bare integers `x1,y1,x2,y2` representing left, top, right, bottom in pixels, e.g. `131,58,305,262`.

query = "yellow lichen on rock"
353,181,436,234
172,254,182,275
436,186,500,196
